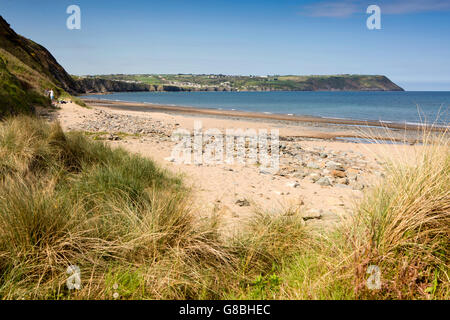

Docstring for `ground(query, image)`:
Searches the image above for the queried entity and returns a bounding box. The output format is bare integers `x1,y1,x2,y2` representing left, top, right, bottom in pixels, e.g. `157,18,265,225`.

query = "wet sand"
82,98,443,143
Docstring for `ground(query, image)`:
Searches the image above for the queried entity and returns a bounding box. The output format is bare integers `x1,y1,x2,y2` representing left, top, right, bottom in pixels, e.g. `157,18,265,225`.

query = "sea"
83,91,450,126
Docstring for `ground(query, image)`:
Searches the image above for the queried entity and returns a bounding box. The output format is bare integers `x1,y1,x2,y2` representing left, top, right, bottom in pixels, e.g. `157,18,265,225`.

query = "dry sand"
52,100,421,232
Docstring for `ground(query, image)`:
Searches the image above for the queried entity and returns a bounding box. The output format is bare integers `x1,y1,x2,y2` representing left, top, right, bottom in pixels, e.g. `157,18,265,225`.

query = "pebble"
352,182,365,190
335,184,352,189
235,199,250,207
317,177,332,186
309,173,321,182
331,170,346,178
286,182,300,188
259,168,273,175
325,161,345,171
306,162,320,169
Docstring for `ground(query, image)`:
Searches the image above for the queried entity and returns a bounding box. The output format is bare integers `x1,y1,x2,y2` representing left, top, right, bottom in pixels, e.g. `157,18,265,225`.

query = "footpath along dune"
52,101,421,232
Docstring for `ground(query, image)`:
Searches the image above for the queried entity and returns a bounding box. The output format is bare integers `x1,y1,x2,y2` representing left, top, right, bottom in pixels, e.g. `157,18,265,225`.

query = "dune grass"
0,116,224,299
249,129,450,300
0,116,448,300
346,131,449,299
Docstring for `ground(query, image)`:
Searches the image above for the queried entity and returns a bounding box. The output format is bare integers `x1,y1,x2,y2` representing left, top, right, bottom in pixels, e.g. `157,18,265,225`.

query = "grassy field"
0,116,448,300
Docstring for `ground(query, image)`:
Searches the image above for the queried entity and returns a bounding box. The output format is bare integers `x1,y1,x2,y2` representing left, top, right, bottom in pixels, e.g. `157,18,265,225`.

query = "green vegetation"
0,49,51,117
0,16,85,117
0,116,447,300
80,74,404,92
0,16,76,93
0,48,87,117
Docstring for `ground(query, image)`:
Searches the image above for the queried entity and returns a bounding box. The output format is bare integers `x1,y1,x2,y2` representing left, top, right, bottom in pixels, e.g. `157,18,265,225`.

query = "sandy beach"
48,99,425,233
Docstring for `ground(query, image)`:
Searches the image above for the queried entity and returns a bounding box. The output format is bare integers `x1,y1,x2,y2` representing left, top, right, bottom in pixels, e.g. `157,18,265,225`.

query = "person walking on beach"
49,89,54,101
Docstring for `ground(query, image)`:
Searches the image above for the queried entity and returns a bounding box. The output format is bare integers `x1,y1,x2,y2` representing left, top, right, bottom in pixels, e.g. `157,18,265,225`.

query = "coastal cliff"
73,80,239,93
73,78,235,93
75,78,150,94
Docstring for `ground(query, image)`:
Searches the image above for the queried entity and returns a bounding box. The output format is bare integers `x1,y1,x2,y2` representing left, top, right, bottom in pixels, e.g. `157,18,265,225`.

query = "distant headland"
75,74,405,94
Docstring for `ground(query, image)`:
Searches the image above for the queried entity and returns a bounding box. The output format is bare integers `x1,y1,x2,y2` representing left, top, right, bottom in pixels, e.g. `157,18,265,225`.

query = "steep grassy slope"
0,16,76,93
0,49,52,117
0,53,33,116
0,16,83,116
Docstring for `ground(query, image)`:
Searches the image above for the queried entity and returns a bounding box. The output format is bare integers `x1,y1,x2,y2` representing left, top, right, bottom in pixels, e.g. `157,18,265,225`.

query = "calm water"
85,91,450,125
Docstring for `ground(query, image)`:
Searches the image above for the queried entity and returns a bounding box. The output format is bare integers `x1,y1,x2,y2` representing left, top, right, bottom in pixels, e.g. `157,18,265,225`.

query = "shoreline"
81,98,448,133
81,98,447,144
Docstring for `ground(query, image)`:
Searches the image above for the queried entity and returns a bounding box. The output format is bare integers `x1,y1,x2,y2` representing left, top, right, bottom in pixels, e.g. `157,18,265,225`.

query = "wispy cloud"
383,0,450,14
301,1,360,17
300,0,450,18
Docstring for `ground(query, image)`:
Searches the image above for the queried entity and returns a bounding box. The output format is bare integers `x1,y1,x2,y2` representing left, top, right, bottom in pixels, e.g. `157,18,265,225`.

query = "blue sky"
1,0,450,90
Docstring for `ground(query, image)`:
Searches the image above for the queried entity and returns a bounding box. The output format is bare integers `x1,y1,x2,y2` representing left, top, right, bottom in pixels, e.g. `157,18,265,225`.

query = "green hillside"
0,49,51,117
84,73,404,92
0,16,76,92
0,16,81,117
